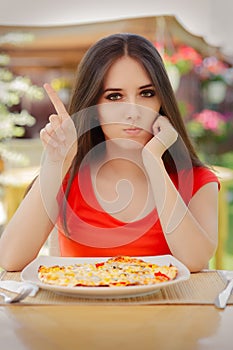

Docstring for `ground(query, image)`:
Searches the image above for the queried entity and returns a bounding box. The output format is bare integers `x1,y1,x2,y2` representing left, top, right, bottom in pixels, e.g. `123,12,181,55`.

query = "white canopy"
0,0,232,58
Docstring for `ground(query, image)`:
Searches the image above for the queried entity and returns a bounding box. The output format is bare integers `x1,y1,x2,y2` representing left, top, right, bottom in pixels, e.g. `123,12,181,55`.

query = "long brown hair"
62,33,203,235
68,33,202,171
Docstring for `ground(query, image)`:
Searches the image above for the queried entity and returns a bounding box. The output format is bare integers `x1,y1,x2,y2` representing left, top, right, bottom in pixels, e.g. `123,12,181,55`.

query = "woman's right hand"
143,115,178,159
40,83,77,164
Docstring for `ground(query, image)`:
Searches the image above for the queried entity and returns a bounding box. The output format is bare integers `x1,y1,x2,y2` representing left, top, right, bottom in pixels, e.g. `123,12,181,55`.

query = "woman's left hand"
143,115,178,159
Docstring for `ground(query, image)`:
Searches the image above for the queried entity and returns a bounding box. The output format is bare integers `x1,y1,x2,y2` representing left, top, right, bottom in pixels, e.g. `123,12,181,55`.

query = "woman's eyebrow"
103,84,154,93
103,88,122,93
139,84,154,89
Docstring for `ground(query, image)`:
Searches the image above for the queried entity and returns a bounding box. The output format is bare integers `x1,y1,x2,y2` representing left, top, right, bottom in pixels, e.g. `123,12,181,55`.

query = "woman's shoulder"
186,165,220,195
192,166,220,185
169,165,220,202
170,165,219,183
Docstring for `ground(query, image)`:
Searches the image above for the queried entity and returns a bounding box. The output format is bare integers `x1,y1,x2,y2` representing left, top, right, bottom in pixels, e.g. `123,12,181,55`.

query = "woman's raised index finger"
44,83,69,118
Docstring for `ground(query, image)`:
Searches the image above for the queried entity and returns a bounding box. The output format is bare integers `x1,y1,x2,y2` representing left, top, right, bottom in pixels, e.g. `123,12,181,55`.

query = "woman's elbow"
183,246,217,272
0,256,23,272
0,248,29,272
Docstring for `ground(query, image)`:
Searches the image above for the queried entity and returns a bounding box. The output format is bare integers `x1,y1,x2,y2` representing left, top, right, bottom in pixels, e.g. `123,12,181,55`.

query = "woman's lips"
124,127,142,135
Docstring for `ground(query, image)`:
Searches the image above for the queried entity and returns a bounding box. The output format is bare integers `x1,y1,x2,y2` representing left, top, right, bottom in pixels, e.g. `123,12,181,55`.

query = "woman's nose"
124,103,140,122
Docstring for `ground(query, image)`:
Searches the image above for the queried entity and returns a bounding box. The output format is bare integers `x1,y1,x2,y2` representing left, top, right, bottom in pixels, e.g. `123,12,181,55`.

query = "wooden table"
1,269,233,350
0,304,233,350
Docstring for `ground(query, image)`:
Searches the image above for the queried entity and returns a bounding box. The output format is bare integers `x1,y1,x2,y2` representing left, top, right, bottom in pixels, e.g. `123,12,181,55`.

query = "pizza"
38,256,178,288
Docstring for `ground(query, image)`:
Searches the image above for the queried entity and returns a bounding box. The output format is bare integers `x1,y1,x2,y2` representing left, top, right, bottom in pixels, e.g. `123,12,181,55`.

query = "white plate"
21,255,190,299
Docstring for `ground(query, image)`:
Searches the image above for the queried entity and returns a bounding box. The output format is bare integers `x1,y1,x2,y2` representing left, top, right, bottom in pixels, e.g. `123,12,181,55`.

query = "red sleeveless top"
56,165,220,257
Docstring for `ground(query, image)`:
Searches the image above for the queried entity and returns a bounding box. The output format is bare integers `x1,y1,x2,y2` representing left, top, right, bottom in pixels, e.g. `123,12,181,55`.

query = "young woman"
0,33,219,272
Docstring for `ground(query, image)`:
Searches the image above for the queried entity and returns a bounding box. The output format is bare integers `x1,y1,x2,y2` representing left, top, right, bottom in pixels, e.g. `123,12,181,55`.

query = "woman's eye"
105,93,122,101
141,89,155,97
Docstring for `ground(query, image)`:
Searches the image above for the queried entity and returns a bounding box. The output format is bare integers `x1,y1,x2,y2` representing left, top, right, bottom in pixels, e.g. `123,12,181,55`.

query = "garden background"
0,5,233,268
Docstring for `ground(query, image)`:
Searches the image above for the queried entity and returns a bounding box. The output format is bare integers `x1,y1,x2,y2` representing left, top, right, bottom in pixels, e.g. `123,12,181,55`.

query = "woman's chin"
112,138,144,151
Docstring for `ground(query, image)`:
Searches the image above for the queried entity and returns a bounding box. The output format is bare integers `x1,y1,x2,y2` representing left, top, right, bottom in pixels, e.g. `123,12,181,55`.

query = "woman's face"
97,56,161,148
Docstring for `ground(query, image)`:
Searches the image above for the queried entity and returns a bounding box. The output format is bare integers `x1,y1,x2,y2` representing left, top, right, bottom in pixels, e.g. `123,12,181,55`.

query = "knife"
214,277,233,309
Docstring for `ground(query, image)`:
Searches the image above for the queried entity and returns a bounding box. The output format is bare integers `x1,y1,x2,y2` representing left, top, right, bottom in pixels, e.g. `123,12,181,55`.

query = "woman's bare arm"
0,161,65,271
143,116,218,272
0,84,77,271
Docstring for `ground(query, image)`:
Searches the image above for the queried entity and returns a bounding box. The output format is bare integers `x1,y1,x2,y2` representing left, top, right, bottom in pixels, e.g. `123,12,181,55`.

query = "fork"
0,286,33,304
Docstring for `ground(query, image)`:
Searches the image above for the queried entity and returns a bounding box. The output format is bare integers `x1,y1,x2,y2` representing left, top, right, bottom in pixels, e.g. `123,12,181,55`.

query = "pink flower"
153,42,202,65
171,46,202,65
196,56,228,79
193,109,225,132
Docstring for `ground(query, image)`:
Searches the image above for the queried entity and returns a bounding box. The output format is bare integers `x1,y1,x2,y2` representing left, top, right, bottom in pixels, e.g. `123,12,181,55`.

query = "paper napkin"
0,280,39,296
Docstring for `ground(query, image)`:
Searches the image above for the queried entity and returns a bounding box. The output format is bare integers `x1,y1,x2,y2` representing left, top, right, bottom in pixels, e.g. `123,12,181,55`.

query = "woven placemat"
1,270,233,305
